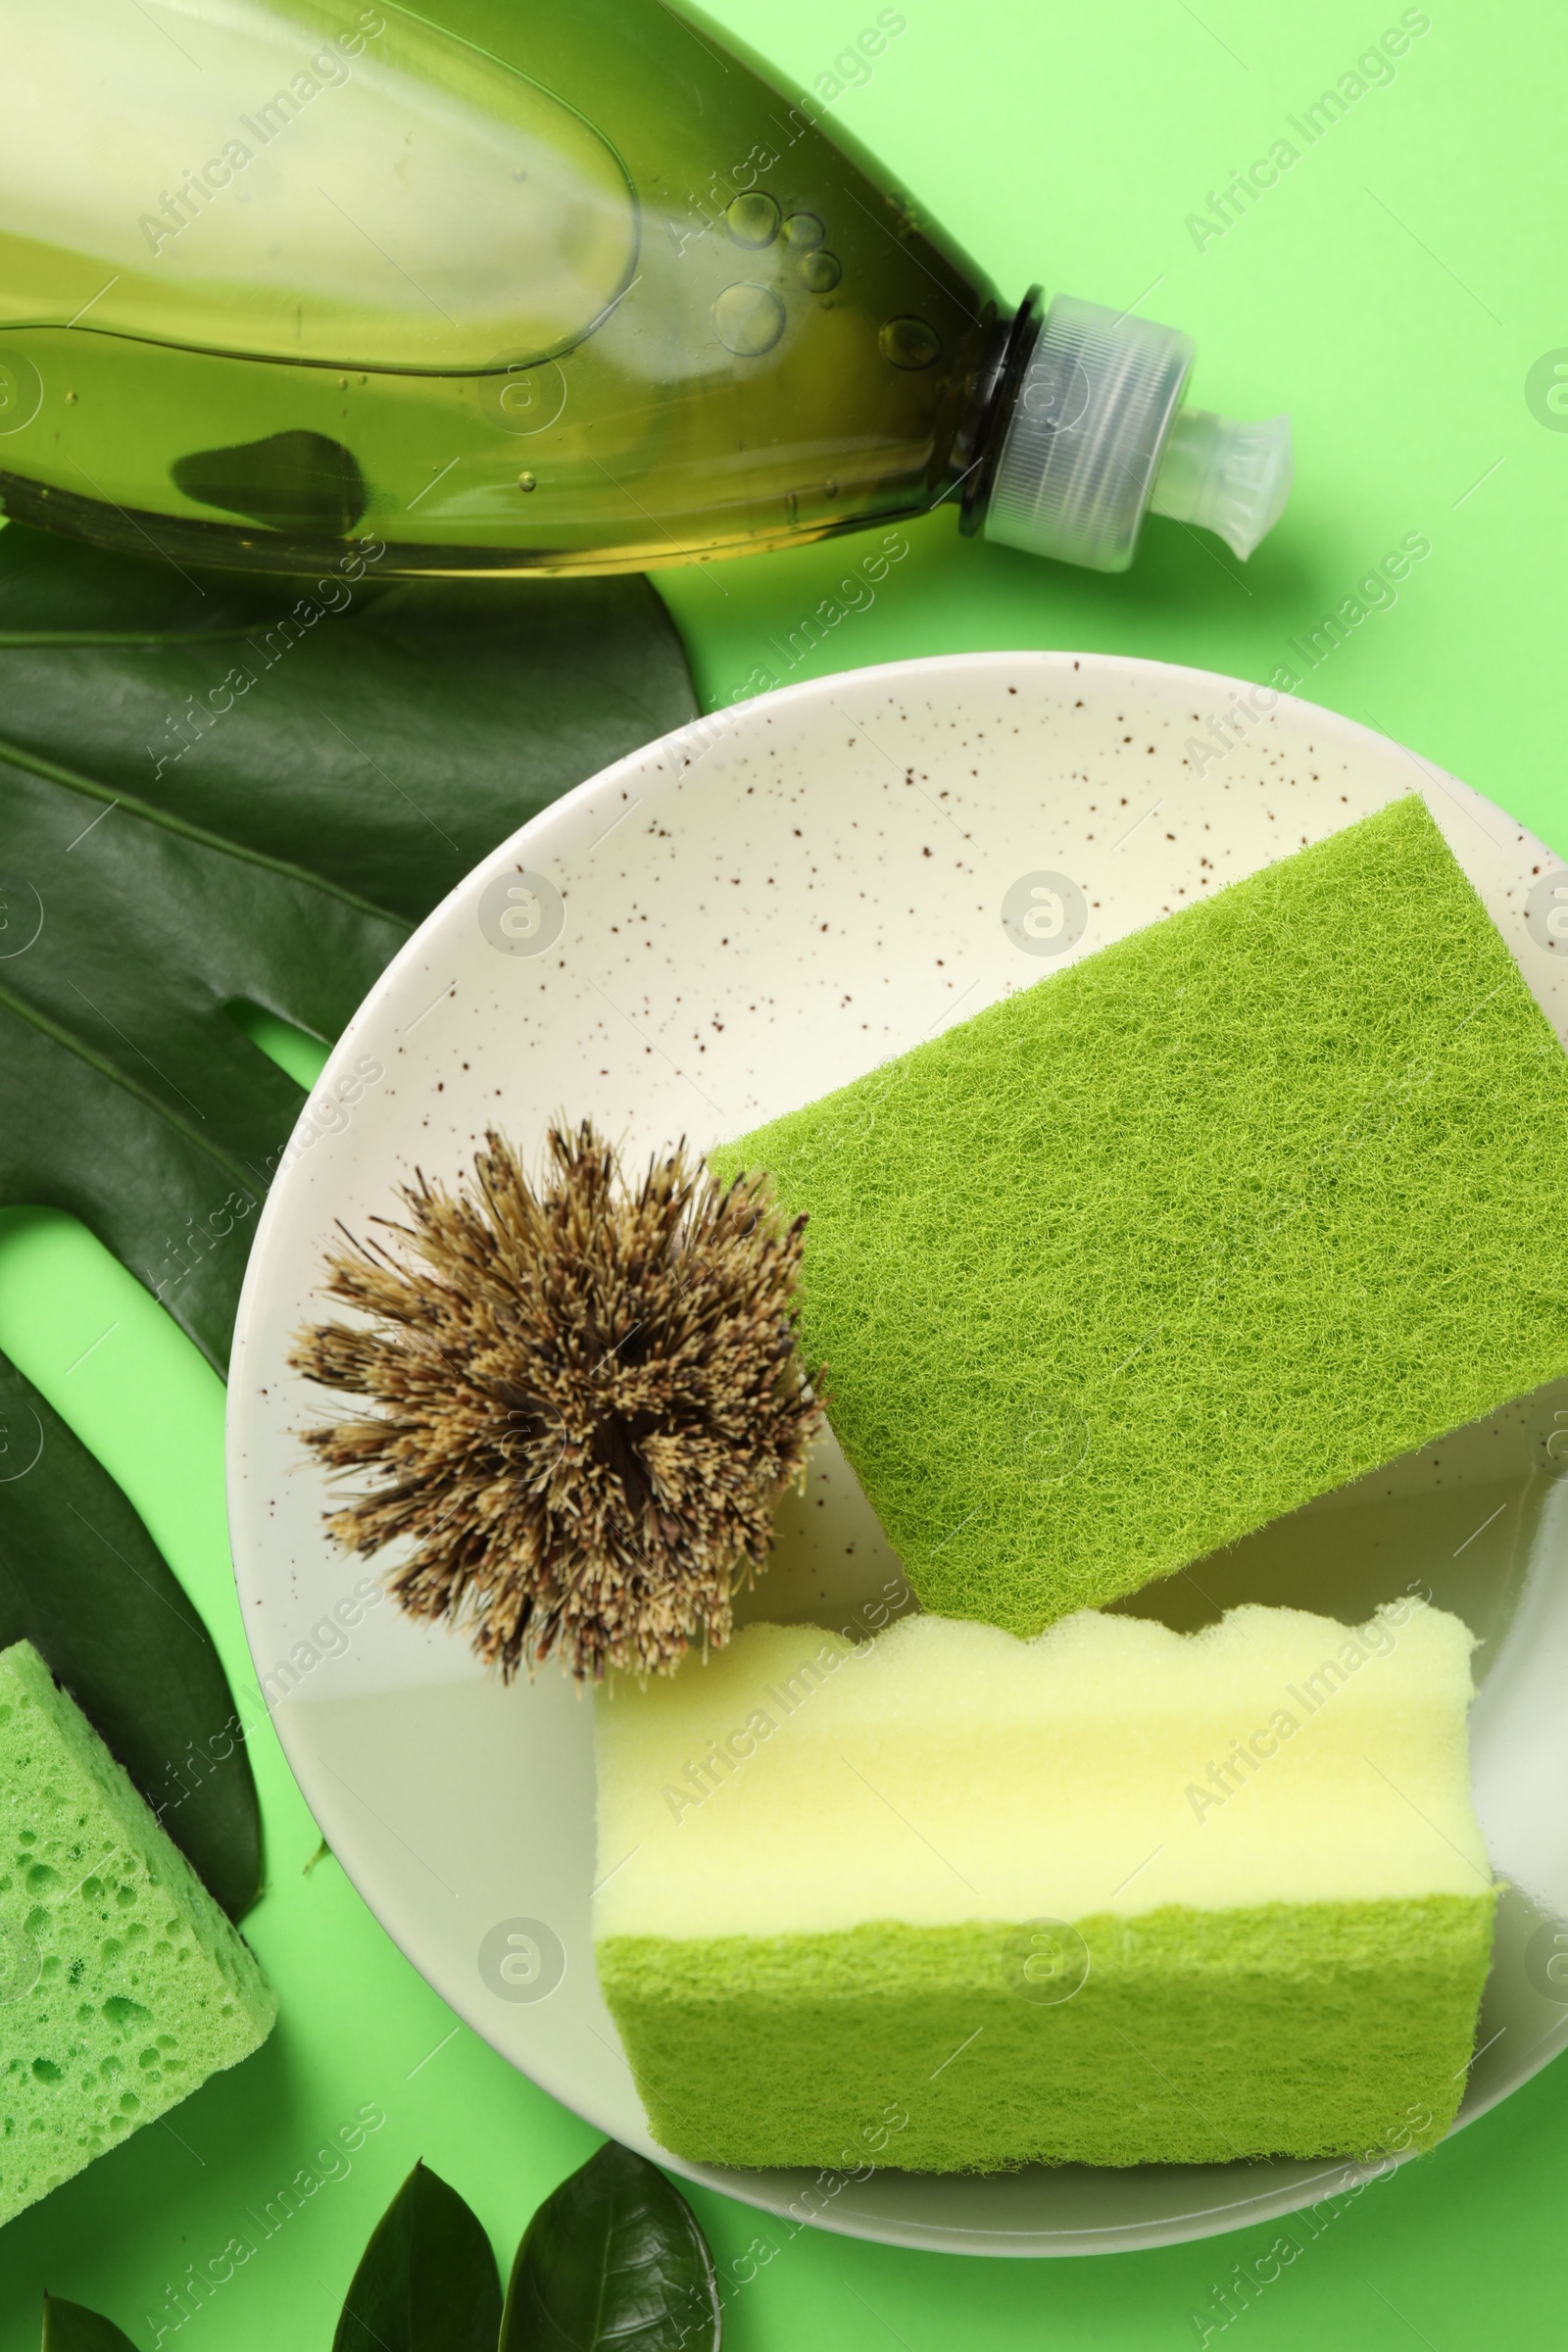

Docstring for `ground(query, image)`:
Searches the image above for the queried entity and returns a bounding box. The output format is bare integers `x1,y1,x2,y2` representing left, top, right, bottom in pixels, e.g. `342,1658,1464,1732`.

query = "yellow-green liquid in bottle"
0,0,1290,577
0,0,1018,576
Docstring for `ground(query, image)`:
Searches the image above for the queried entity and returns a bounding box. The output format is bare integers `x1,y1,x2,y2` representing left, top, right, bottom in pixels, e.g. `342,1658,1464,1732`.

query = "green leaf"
0,1347,261,1918
40,2292,139,2350
334,2159,502,2352
0,521,697,1372
500,2141,721,2352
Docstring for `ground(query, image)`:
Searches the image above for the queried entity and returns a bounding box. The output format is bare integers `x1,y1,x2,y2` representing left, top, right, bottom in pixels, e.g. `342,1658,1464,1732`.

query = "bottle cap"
984,293,1292,572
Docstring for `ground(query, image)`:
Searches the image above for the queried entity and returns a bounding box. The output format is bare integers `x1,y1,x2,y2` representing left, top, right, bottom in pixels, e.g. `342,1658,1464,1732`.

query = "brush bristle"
289,1123,822,1682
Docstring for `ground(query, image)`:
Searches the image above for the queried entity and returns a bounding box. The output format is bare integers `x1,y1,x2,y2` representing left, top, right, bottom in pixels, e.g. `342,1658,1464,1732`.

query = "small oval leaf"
41,2294,140,2351
334,2159,502,2352
500,2140,721,2351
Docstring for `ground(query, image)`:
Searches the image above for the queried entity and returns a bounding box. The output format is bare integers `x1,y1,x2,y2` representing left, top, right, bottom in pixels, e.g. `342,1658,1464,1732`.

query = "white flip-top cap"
985,292,1292,572
1148,405,1294,560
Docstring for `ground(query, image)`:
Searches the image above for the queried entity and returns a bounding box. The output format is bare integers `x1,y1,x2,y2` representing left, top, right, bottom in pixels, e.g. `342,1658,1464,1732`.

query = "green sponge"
0,1641,275,2225
711,794,1568,1631
594,1608,1495,2171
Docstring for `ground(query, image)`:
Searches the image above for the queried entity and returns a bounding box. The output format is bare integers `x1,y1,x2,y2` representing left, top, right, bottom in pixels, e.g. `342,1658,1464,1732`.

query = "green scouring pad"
710,793,1568,1632
0,1641,275,2224
594,1606,1495,2171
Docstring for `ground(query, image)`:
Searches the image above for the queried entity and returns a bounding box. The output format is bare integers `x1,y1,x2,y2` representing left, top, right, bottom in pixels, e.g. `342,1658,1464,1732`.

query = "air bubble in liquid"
880,316,942,370
725,192,780,248
713,283,786,358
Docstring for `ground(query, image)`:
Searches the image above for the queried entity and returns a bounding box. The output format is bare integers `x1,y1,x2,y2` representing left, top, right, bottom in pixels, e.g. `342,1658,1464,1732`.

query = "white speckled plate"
227,651,1568,2256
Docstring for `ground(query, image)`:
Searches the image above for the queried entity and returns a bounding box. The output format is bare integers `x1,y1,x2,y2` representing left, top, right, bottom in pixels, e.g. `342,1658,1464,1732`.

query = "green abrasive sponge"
0,1641,275,2225
710,793,1568,1632
594,1606,1495,2172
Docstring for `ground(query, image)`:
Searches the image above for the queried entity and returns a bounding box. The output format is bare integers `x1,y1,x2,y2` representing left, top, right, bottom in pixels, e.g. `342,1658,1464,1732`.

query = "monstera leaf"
0,1346,262,1917
0,521,697,1372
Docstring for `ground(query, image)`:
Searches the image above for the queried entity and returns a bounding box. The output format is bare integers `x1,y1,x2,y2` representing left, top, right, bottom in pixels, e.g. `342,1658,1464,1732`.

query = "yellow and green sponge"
0,1641,275,2224
710,795,1568,1631
594,1606,1495,2172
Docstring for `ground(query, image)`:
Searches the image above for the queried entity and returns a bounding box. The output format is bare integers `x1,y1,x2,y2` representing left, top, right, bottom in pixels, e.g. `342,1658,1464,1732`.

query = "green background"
5,0,1566,2342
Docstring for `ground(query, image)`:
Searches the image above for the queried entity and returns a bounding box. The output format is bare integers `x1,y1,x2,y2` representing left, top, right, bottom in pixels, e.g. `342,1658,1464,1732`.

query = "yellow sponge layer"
594,1609,1496,2170
710,795,1568,1630
596,1609,1490,1937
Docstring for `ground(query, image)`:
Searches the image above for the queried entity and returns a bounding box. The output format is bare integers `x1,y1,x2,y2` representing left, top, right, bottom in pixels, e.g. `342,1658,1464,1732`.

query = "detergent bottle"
0,0,1292,578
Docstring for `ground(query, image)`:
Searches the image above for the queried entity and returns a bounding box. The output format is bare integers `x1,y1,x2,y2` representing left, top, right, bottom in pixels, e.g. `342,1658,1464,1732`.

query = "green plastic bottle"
0,0,1292,578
